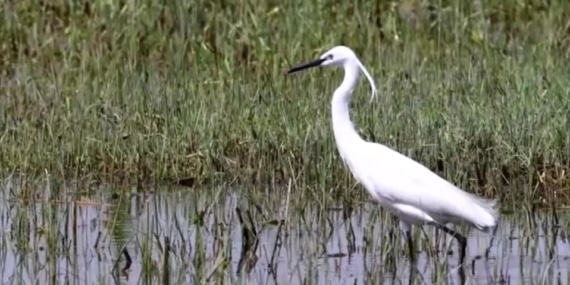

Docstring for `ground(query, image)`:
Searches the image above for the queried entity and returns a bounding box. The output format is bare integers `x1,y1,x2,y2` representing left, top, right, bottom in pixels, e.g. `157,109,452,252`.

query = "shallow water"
0,181,568,285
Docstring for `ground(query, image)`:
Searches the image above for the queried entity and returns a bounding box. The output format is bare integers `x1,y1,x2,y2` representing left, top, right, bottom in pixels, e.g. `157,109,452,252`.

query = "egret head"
287,46,357,73
287,45,377,100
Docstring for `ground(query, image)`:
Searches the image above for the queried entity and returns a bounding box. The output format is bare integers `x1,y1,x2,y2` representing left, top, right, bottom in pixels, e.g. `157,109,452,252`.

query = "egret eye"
327,54,334,60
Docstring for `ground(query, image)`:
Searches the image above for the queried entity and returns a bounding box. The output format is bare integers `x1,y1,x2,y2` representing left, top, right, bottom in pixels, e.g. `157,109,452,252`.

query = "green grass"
1,0,570,206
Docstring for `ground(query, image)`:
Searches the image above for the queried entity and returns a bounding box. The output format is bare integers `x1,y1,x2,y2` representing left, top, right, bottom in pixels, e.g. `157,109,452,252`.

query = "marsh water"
0,180,568,285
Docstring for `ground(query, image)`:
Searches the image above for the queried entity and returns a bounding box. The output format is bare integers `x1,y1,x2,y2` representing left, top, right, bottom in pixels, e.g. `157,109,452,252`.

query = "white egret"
287,46,498,264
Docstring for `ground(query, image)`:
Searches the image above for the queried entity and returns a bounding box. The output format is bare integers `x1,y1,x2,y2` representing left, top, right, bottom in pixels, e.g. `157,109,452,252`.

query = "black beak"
287,58,326,74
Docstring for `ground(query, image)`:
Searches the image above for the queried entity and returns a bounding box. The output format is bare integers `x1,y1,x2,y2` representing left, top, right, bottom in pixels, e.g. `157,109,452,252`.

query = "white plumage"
287,45,499,263
346,141,497,229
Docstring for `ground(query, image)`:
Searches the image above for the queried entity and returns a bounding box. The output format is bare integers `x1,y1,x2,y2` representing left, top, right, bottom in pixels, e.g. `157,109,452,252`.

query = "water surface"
0,181,567,285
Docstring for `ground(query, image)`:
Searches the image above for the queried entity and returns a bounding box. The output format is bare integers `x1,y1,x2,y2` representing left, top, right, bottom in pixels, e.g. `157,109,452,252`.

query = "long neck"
331,62,365,151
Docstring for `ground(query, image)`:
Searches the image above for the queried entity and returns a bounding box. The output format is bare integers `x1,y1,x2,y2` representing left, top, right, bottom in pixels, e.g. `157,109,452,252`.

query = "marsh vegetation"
0,178,567,284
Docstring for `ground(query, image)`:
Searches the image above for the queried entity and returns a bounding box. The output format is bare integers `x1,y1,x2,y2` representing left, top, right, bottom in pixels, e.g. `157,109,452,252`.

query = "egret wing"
349,142,497,229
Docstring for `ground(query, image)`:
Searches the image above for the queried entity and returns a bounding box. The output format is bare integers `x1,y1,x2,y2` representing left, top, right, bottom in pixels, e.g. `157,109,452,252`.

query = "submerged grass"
0,177,568,284
1,0,570,205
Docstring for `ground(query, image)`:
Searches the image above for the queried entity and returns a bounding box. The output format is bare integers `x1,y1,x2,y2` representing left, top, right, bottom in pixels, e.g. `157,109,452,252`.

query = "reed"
1,0,569,205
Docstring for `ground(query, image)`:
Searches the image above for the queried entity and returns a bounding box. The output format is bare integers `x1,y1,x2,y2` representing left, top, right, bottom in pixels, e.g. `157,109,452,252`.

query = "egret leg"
399,221,415,262
435,225,467,264
485,224,499,259
405,230,415,263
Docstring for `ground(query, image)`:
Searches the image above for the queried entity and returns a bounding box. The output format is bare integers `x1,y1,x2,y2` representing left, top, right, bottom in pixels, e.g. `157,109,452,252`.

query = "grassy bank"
1,0,570,205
